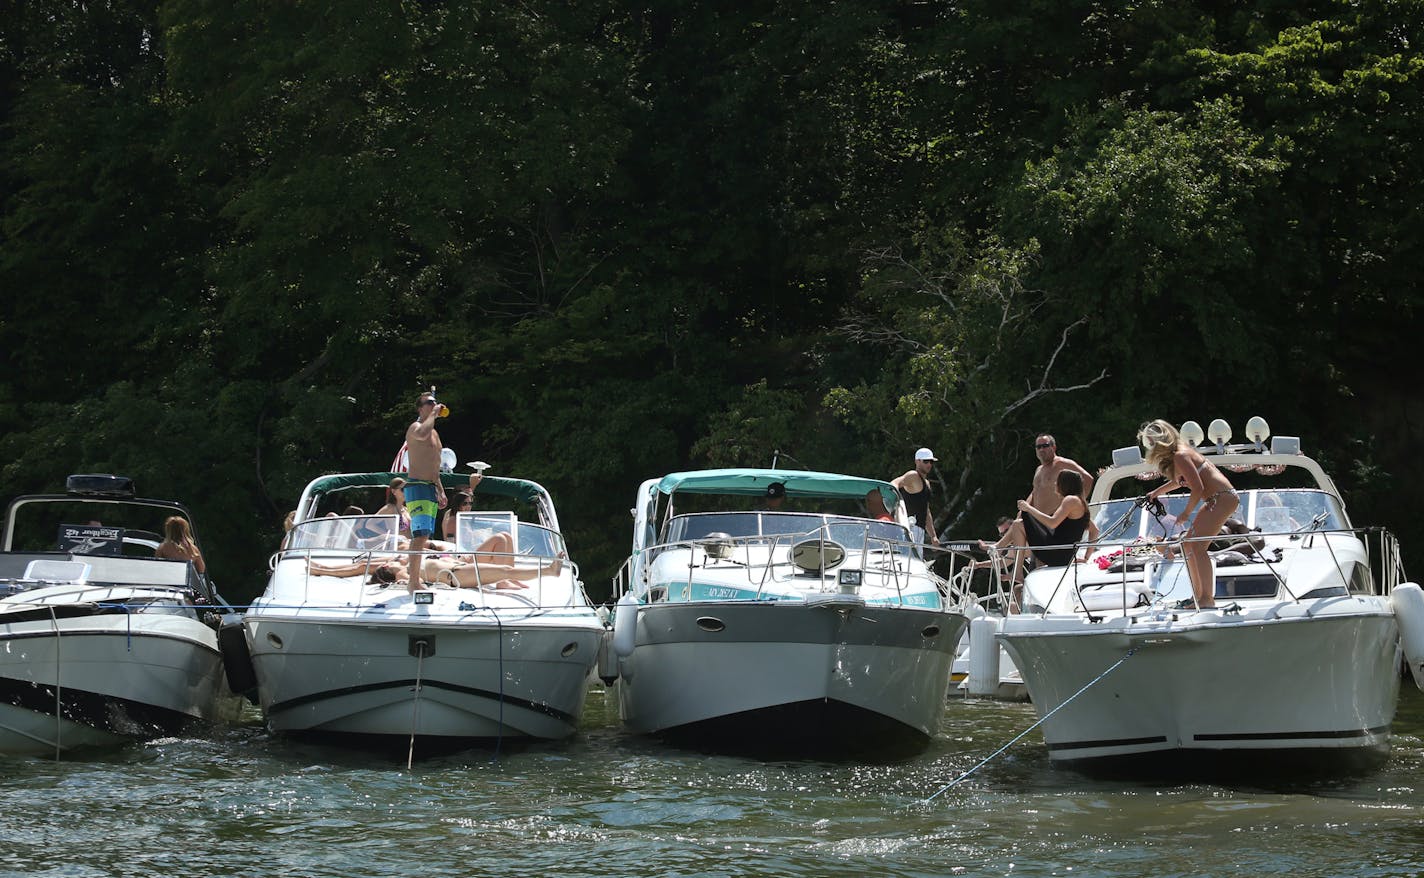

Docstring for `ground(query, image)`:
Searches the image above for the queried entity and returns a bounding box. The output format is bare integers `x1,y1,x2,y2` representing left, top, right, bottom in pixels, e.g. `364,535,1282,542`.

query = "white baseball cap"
915,447,937,462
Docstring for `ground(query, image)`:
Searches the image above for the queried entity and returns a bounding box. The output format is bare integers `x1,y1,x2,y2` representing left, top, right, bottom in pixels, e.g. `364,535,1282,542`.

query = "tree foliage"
2,0,1420,598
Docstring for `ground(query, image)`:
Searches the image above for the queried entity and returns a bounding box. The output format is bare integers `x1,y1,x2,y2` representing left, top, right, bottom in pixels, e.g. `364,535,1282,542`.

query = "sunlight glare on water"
3,687,1424,877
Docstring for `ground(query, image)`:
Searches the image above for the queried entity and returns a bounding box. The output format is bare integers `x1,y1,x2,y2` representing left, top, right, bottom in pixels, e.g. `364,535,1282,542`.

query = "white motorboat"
0,475,235,756
997,419,1410,770
240,473,605,746
610,469,970,754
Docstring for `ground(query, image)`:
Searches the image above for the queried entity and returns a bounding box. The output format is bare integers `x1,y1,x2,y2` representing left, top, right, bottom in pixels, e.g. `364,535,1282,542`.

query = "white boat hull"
0,607,225,756
1000,598,1400,763
615,601,963,746
246,611,602,740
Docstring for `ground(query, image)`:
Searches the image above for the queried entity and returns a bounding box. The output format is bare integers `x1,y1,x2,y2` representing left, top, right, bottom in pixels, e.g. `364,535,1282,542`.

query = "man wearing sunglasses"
892,447,940,550
1026,434,1094,515
404,391,449,592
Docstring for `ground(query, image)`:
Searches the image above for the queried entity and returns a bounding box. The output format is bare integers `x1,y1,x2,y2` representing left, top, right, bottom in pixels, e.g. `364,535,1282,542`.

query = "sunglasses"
1035,442,1055,449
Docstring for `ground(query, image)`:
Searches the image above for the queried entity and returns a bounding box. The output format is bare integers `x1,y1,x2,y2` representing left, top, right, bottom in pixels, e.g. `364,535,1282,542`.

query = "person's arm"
190,545,206,574
1146,477,1184,501
925,507,939,544
1070,460,1095,499
1174,451,1207,524
1018,498,1070,529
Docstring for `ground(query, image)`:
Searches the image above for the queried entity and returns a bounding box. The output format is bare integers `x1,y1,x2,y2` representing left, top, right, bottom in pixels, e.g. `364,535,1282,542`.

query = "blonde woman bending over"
1139,419,1237,609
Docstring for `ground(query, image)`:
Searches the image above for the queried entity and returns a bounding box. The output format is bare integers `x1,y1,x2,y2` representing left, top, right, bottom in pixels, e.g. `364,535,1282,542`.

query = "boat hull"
0,611,226,756
246,614,602,740
1000,599,1400,765
614,601,963,750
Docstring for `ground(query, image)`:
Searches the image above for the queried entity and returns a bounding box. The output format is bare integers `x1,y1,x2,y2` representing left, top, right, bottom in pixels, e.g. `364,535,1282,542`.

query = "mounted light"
1207,419,1232,452
1270,436,1301,456
1179,421,1205,448
1245,416,1271,450
1112,446,1144,468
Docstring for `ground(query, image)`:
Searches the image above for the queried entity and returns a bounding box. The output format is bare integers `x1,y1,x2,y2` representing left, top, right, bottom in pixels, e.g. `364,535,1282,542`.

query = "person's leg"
994,519,1030,588
1184,493,1239,607
404,482,440,593
473,531,515,564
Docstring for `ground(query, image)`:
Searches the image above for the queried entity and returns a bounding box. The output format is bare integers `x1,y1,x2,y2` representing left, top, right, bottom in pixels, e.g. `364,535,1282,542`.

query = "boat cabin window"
1214,573,1280,599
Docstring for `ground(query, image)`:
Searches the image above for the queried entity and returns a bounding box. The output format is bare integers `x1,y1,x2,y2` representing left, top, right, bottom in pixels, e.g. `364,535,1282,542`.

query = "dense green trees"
2,1,1419,599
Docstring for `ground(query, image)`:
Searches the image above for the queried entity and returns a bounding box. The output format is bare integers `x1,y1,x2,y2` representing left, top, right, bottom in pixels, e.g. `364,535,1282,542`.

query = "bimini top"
304,472,545,506
656,468,898,508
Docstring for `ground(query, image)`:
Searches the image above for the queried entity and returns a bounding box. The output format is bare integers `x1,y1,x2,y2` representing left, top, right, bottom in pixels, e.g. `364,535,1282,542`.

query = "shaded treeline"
2,1,1421,601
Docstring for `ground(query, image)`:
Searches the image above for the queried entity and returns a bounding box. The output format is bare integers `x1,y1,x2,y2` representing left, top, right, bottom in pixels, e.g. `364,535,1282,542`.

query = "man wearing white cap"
892,448,940,550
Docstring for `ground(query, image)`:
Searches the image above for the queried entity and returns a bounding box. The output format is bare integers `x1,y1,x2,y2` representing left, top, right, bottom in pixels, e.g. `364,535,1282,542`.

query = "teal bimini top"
656,468,898,508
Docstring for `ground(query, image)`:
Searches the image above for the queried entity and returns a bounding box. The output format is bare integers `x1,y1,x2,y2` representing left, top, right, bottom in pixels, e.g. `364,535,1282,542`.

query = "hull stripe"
267,678,578,725
0,677,195,737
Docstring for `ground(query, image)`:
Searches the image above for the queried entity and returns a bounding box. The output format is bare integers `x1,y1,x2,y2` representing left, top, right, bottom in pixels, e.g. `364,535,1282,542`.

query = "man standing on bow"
892,448,940,550
404,391,448,593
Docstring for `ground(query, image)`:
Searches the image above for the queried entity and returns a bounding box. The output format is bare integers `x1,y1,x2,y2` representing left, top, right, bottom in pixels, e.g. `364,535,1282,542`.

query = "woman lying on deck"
304,532,562,590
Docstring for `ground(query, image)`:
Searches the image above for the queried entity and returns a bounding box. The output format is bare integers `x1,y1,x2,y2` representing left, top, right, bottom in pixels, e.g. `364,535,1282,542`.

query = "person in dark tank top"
892,447,940,549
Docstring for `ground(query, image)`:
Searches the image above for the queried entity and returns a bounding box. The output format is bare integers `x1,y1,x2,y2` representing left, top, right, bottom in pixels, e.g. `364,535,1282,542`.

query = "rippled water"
5,686,1424,878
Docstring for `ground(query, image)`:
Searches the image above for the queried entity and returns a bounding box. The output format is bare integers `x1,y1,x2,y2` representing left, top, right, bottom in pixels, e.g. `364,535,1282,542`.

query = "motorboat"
240,472,605,748
0,474,235,756
609,468,970,755
997,418,1411,770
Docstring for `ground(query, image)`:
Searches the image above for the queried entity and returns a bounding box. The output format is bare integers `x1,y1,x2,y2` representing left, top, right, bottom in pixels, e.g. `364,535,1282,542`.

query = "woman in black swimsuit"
1015,470,1092,567
986,470,1094,610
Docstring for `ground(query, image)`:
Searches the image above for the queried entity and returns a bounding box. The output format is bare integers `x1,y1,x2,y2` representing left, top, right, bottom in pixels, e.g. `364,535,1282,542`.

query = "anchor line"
492,609,505,763
51,605,61,762
923,646,1139,803
406,639,430,771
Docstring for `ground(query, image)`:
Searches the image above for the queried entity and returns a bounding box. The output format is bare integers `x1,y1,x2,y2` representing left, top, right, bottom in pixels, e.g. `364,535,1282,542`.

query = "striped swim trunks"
404,480,439,538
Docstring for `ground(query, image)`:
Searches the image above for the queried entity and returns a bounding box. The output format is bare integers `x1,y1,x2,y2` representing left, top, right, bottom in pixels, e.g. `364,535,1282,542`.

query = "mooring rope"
405,639,430,771
50,605,62,762
492,608,505,763
923,646,1139,803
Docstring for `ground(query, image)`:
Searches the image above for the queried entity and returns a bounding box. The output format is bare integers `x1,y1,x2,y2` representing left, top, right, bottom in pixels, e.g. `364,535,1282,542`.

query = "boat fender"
613,592,639,659
596,628,619,685
1392,583,1424,691
966,615,1002,698
217,613,260,704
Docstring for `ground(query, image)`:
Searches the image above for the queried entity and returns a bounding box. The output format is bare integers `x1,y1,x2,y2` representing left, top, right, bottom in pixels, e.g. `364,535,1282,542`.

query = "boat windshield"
456,512,564,560
287,515,402,552
1092,488,1346,543
664,512,911,552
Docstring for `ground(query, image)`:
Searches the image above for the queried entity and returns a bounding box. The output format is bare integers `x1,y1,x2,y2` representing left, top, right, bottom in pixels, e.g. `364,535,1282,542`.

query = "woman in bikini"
1140,418,1238,609
305,532,558,590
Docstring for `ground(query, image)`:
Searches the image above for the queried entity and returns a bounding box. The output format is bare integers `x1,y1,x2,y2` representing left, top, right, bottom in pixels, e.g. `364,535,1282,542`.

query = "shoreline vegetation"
2,2,1419,600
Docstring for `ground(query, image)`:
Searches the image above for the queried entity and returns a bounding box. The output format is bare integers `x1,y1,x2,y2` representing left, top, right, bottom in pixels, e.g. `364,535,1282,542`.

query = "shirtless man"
1017,434,1096,571
1026,434,1094,513
404,391,448,592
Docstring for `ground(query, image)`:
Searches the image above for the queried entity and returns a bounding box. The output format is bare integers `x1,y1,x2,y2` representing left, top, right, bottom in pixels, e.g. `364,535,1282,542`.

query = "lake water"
4,685,1424,878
